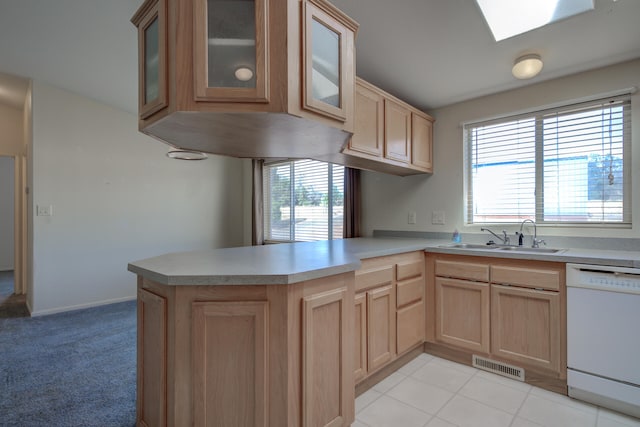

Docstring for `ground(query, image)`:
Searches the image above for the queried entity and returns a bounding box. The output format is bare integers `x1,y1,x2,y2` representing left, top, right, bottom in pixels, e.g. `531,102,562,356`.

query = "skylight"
476,0,594,41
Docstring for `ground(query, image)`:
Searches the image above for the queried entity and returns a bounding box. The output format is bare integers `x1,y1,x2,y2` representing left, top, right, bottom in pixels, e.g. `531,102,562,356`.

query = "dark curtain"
343,167,361,238
252,159,264,245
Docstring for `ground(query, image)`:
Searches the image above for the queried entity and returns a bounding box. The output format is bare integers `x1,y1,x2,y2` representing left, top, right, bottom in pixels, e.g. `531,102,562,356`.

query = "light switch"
408,211,417,224
37,205,53,216
432,210,445,225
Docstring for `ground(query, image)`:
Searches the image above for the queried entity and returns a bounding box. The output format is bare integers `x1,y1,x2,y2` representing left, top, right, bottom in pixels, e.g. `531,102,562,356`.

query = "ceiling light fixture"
512,54,543,79
234,67,254,82
166,149,208,160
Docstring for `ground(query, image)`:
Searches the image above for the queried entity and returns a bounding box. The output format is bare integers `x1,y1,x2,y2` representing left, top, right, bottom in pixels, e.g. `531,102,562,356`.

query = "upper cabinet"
317,77,435,176
192,0,269,102
131,0,358,159
133,0,168,119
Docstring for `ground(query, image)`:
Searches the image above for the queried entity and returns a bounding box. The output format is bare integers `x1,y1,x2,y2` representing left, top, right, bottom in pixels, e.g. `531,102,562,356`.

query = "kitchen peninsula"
128,237,640,427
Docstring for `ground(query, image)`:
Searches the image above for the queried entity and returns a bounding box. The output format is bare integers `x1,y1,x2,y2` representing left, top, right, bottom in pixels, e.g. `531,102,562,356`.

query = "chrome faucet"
480,227,510,245
518,219,545,248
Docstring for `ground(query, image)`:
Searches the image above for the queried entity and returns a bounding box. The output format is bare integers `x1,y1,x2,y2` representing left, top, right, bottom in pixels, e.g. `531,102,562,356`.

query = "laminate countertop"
128,237,640,286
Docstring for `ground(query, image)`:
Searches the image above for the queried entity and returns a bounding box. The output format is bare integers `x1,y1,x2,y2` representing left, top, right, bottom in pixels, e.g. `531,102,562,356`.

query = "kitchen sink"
497,246,565,254
439,243,500,250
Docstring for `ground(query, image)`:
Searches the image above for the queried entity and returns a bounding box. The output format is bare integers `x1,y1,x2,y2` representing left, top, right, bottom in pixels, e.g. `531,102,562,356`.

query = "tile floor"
354,353,640,427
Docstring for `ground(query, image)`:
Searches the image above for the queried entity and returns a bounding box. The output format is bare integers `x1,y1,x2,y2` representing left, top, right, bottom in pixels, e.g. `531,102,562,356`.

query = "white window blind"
465,95,631,225
263,159,344,242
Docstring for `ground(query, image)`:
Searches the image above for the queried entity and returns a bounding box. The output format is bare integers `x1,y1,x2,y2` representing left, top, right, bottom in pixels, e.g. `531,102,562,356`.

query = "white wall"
361,59,640,239
0,157,14,270
30,81,248,315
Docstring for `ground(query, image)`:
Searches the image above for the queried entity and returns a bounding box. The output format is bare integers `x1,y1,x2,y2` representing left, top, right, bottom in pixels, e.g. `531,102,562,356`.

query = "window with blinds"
263,159,344,242
464,94,632,225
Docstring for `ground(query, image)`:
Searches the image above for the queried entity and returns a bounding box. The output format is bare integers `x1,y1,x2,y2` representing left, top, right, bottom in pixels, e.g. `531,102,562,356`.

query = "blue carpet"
0,300,136,426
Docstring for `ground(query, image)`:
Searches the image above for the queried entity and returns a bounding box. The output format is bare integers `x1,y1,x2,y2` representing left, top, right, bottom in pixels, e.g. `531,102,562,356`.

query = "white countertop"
128,237,640,285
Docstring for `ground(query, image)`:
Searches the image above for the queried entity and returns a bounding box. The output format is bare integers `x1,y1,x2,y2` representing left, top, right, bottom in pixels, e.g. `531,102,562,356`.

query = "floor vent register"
472,355,525,382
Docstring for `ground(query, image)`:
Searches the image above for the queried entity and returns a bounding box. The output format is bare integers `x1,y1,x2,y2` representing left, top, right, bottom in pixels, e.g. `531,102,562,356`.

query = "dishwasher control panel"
567,263,640,295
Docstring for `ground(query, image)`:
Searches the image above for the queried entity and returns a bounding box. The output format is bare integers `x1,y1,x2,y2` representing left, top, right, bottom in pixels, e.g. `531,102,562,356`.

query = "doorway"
0,156,15,283
0,155,27,317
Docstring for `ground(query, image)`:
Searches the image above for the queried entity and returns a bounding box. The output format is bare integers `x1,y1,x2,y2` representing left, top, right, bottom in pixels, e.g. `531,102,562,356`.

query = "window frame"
463,93,632,227
263,159,344,243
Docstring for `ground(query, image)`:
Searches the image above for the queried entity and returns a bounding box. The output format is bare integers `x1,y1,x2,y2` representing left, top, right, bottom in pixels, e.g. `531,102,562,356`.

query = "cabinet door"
354,292,367,383
384,99,411,163
367,285,396,372
137,288,167,427
193,0,268,102
411,113,433,172
302,0,355,122
192,301,269,427
133,0,168,119
435,277,490,353
491,284,561,373
303,288,349,427
349,81,383,157
397,300,425,354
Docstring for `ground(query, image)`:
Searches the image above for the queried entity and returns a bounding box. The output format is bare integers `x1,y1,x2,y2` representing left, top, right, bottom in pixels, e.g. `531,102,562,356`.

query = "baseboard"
30,295,137,317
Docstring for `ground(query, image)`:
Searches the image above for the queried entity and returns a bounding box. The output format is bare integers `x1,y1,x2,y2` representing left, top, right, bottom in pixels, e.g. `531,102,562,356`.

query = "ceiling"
0,0,639,113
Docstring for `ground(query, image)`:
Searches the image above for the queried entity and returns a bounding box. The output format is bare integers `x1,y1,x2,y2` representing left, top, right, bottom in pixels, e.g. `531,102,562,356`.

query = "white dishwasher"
567,263,640,418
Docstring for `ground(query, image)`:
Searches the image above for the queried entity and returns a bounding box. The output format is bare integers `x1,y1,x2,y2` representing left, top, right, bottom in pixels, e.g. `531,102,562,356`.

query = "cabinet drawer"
397,300,425,354
397,259,423,281
491,265,560,291
356,265,394,293
435,260,489,282
396,277,424,308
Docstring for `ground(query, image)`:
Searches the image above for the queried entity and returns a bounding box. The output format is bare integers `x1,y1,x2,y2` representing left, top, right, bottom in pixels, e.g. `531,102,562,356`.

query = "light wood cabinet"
491,284,561,373
435,277,490,354
384,99,411,164
354,292,368,383
397,301,425,354
354,251,425,383
137,288,167,427
131,0,358,160
133,0,168,120
367,284,396,372
192,301,269,427
318,78,435,176
136,271,355,427
303,287,351,427
396,258,425,354
349,82,384,157
426,253,567,385
411,113,433,172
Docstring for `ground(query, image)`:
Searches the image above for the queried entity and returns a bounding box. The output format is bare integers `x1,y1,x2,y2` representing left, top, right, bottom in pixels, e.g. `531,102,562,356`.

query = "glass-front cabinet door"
303,0,355,122
133,0,168,118
194,0,268,102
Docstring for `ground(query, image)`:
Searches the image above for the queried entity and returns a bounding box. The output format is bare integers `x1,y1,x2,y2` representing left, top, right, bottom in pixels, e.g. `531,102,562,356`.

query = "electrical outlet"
408,211,417,224
432,210,445,225
37,205,53,216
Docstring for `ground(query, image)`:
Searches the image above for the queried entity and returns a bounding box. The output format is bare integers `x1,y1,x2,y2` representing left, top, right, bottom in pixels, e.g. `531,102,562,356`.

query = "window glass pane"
470,119,535,223
207,0,256,88
332,165,344,239
263,160,344,242
465,96,631,225
264,163,291,241
543,105,625,222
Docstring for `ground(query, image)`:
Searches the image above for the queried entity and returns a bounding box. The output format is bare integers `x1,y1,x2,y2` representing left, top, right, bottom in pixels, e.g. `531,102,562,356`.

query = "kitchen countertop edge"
128,237,640,286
